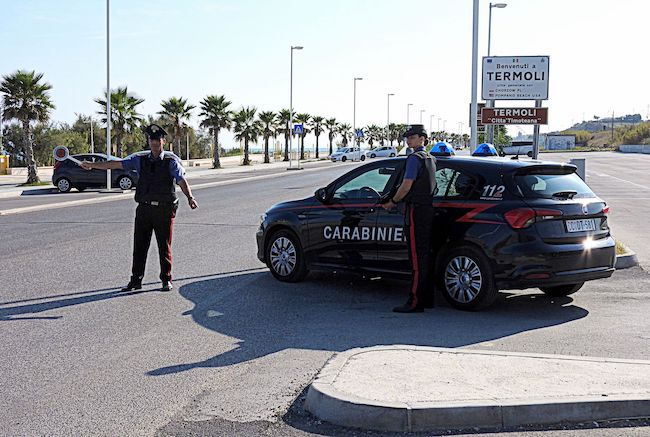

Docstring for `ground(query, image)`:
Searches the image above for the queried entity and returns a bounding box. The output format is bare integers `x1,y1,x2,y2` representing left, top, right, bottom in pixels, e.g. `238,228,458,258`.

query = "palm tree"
1,70,55,183
324,118,338,156
339,123,352,146
158,97,195,158
311,115,324,159
365,124,383,148
277,109,291,161
232,107,262,166
294,112,311,159
258,111,277,164
95,86,144,158
199,95,232,169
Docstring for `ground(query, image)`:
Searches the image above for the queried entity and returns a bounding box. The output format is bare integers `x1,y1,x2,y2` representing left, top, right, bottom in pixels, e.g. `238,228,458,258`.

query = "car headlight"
260,213,267,223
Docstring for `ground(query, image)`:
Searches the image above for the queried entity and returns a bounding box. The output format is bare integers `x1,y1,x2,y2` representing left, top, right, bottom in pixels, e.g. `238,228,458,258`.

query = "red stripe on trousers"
167,216,174,280
409,207,419,308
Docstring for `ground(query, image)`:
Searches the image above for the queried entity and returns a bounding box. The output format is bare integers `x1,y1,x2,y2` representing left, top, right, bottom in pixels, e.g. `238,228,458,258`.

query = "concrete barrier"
618,145,650,154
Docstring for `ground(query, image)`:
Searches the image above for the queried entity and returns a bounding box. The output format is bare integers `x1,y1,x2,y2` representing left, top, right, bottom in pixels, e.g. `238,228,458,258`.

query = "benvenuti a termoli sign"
481,107,549,125
482,56,549,100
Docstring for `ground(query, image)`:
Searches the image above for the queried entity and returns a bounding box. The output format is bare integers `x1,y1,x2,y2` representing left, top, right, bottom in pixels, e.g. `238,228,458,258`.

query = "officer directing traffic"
382,124,436,313
80,124,198,291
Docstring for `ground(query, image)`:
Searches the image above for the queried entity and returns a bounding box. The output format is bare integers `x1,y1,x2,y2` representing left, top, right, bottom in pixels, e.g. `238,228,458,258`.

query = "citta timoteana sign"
482,56,549,100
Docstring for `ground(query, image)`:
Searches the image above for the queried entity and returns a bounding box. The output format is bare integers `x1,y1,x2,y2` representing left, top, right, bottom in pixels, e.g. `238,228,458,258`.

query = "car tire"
266,229,308,282
371,153,376,158
389,153,395,157
341,156,347,162
360,155,366,161
527,151,533,157
540,283,584,297
56,178,72,193
117,175,133,190
438,245,497,311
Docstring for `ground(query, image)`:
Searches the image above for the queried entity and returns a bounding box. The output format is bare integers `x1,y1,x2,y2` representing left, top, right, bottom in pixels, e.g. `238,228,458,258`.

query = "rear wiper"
551,190,578,199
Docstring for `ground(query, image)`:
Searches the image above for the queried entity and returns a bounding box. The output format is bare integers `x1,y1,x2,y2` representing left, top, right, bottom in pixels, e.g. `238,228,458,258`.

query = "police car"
256,155,616,310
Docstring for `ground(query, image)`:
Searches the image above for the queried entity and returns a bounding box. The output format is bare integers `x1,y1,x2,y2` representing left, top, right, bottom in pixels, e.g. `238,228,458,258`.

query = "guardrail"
618,145,650,154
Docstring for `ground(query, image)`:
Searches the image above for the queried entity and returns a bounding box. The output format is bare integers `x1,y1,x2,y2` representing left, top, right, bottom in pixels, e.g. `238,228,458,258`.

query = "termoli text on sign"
481,107,548,125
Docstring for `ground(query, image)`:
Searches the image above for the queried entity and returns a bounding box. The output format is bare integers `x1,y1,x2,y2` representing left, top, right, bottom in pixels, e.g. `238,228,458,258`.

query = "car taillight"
505,208,536,229
603,205,610,215
504,208,563,229
54,162,62,170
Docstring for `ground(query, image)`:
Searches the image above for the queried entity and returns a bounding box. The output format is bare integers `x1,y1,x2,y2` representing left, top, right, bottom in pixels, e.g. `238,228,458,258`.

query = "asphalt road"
537,151,650,270
1,154,649,437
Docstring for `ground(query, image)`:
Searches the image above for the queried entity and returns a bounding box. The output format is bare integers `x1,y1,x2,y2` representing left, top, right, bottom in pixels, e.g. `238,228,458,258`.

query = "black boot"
121,278,142,292
161,280,173,292
392,298,424,313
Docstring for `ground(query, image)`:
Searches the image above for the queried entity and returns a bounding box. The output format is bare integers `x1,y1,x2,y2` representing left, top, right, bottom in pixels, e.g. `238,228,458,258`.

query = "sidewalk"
0,154,323,199
305,345,650,432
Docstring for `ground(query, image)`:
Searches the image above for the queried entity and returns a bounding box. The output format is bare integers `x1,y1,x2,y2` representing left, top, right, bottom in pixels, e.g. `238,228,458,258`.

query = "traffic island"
305,346,650,433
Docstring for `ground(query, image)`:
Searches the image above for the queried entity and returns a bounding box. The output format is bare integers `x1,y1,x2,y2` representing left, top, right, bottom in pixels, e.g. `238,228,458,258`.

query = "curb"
616,253,639,269
0,162,342,216
304,346,650,433
615,245,639,270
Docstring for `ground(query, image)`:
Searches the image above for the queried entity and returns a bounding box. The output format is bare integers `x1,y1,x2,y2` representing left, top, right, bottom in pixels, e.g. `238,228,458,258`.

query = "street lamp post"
470,0,479,152
420,109,425,124
407,103,413,124
289,45,303,170
90,116,94,154
105,0,112,190
437,117,441,131
429,114,434,135
386,93,394,146
353,77,363,151
487,2,507,144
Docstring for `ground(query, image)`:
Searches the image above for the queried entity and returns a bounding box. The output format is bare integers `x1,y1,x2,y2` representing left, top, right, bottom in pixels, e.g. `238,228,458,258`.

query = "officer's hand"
381,200,394,211
80,161,93,171
188,197,198,209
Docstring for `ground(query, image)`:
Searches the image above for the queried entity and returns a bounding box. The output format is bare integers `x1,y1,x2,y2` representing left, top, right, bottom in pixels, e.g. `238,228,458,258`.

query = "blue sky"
2,0,649,144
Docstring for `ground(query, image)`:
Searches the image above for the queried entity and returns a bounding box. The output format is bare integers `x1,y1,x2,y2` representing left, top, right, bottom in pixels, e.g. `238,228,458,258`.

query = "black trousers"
131,203,175,282
405,204,435,308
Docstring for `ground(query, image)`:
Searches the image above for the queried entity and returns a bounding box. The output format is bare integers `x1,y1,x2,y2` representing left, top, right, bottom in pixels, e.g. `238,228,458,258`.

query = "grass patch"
19,181,51,187
615,240,628,256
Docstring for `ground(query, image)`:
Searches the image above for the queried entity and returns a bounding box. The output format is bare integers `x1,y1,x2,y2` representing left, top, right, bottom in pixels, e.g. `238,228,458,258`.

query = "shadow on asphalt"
0,268,266,318
146,271,588,376
0,288,156,321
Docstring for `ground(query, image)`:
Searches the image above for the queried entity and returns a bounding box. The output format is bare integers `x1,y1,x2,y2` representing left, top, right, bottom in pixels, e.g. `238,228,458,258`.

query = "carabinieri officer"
382,124,436,313
80,124,198,292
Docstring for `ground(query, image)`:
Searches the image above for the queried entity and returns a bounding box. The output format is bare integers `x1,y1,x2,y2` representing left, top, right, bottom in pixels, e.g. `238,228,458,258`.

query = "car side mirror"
315,187,329,203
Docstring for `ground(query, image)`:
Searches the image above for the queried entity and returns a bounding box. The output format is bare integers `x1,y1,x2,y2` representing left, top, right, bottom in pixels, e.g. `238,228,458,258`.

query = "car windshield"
337,148,349,153
515,170,596,199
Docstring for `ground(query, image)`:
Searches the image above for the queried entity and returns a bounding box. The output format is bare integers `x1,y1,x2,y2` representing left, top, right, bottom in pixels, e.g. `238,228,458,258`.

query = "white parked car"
330,147,364,162
365,146,397,158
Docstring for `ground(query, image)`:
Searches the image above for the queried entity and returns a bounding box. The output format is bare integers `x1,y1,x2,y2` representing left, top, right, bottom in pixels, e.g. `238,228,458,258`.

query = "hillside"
561,120,650,149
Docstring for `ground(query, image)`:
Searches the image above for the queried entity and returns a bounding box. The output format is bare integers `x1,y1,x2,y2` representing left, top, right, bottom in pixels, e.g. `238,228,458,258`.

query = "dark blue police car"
256,156,616,310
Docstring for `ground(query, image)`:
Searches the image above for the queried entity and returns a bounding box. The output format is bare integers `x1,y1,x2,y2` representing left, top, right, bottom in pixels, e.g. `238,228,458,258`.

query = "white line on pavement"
0,164,342,216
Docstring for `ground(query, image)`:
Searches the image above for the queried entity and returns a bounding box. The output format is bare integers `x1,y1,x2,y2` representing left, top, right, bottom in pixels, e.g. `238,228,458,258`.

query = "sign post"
481,56,550,158
289,123,304,170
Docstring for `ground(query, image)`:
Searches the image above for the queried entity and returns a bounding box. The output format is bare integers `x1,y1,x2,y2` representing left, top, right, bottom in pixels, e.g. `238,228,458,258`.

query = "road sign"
469,102,486,133
355,129,364,138
482,56,549,100
293,123,304,135
481,107,549,125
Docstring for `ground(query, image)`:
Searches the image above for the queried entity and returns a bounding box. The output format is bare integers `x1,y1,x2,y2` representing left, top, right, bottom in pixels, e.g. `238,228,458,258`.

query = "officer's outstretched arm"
80,161,123,171
178,178,198,209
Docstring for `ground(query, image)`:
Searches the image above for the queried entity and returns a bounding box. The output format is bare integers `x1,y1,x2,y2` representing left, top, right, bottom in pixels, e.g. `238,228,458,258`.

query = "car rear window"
515,170,595,199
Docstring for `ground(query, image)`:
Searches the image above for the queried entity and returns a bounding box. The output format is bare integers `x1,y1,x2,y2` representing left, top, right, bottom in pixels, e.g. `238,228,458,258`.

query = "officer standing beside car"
80,124,198,292
382,124,436,313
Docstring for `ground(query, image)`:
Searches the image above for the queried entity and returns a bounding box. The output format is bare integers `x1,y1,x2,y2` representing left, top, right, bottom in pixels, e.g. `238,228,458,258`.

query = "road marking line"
0,163,342,216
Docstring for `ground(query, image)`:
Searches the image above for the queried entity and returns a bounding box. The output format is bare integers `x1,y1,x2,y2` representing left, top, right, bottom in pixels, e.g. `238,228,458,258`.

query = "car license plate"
566,219,597,233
